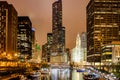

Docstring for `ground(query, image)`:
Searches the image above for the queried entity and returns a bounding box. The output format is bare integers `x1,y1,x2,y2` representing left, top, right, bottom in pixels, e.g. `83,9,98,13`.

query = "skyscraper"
87,0,120,65
17,16,32,60
42,33,53,62
31,40,41,63
47,33,53,62
42,43,48,62
0,1,18,59
47,33,53,45
52,0,65,53
81,32,87,62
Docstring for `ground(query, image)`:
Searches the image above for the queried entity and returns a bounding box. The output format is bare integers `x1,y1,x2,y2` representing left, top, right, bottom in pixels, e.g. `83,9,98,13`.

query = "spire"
76,33,81,47
58,0,62,7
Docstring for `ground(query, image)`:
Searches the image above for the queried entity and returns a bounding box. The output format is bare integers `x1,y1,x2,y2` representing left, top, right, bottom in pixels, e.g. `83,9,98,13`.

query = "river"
40,68,83,80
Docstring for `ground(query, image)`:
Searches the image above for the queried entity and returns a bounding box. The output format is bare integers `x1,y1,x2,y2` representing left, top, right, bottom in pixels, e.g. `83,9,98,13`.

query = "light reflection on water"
50,69,83,80
51,68,70,80
72,70,83,80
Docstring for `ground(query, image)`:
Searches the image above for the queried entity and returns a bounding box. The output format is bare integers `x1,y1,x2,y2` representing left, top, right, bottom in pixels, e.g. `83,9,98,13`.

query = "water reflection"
50,68,83,80
41,75,49,80
51,68,70,80
72,70,83,80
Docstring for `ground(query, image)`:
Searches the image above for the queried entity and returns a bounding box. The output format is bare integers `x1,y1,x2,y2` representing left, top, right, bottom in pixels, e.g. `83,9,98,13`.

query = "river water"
50,69,83,80
72,69,83,80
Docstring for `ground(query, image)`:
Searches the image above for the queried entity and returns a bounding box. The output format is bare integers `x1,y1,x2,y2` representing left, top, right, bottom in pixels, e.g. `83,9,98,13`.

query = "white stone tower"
71,34,84,65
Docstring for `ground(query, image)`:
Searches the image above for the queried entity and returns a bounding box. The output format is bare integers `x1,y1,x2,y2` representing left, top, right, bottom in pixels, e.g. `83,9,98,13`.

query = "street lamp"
7,54,12,60
1,52,6,58
14,53,18,60
3,52,6,56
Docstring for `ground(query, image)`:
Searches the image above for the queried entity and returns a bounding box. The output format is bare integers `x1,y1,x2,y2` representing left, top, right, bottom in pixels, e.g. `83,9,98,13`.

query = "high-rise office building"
81,32,87,49
0,1,18,59
87,0,120,65
81,32,87,62
42,43,48,62
42,33,53,62
17,16,32,60
47,33,53,62
47,33,53,45
52,0,65,53
31,40,41,63
31,28,41,63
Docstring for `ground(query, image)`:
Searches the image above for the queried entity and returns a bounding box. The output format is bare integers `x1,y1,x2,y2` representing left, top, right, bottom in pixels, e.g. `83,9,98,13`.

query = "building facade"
42,33,53,62
30,28,41,63
81,32,87,63
52,0,65,53
0,1,18,60
17,16,32,60
112,42,120,64
101,45,113,65
47,33,53,62
101,42,120,63
31,41,41,63
71,34,84,65
100,41,120,72
87,0,120,65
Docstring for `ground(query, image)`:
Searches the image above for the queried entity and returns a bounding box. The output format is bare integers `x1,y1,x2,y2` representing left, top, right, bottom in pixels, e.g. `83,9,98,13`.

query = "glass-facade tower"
52,0,65,53
17,16,32,60
0,1,18,59
87,0,120,65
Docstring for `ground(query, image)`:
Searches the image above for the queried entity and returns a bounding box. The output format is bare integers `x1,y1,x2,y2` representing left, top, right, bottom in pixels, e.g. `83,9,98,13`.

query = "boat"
83,73,100,80
77,69,85,72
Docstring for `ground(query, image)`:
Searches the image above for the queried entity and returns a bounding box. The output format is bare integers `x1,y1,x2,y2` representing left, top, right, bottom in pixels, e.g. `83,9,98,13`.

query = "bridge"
50,62,70,69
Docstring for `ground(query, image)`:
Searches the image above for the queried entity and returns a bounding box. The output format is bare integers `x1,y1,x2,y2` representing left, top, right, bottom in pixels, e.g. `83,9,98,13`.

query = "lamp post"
1,52,6,59
7,54,12,60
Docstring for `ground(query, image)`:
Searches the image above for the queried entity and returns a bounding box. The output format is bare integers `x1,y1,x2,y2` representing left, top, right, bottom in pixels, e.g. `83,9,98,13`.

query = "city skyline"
0,0,120,79
2,0,89,49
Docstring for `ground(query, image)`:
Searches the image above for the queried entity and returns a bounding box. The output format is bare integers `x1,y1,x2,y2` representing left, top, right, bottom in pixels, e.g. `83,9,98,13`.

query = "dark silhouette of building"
52,0,65,53
0,1,18,59
42,33,53,62
47,33,53,62
65,48,70,62
87,0,120,65
47,33,53,45
17,16,32,60
42,43,48,62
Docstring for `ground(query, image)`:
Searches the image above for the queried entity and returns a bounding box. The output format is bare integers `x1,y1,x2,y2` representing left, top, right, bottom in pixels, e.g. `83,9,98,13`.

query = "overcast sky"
3,0,89,49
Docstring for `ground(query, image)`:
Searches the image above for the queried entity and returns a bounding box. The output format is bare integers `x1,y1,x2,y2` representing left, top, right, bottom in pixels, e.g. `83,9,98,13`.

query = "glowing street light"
7,54,12,60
